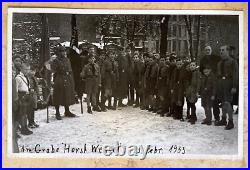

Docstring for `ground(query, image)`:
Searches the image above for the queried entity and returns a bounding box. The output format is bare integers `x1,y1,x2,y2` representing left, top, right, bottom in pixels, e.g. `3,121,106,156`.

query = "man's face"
176,61,183,69
99,54,105,61
126,49,132,55
170,59,176,66
159,58,165,66
220,46,229,59
133,55,139,62
203,68,211,76
14,58,22,66
89,48,95,55
165,57,170,64
121,51,126,57
205,47,212,55
60,51,67,58
189,62,196,71
148,58,153,65
154,53,160,60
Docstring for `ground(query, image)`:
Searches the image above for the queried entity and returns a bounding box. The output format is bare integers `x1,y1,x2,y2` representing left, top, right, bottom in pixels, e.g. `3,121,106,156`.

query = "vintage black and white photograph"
8,8,244,159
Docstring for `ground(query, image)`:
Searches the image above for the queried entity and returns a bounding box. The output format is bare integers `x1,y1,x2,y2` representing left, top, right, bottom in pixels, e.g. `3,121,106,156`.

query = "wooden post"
46,106,49,123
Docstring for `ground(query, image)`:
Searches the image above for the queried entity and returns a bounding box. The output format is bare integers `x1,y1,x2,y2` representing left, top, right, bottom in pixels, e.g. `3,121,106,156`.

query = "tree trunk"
184,15,194,61
195,15,201,62
160,16,170,57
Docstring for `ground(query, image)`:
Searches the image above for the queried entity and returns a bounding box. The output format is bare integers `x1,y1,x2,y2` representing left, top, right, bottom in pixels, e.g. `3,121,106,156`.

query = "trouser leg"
190,102,197,121
213,98,220,121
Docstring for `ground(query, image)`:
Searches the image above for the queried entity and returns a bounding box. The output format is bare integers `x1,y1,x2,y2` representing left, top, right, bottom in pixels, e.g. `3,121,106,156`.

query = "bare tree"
184,15,202,62
160,16,170,57
195,15,201,60
184,15,194,61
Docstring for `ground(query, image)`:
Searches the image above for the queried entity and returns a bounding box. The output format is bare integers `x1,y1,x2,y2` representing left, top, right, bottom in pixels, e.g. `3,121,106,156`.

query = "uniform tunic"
117,54,129,98
217,57,238,103
81,63,101,95
133,61,145,94
169,67,186,105
51,56,75,106
156,65,169,97
145,63,159,95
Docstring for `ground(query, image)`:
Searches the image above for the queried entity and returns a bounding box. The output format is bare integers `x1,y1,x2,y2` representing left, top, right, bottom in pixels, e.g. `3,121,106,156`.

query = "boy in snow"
200,65,216,125
133,53,144,108
102,51,119,110
15,62,33,135
81,55,101,114
27,68,39,128
166,54,177,117
156,57,169,117
169,58,185,120
145,54,158,112
185,61,200,124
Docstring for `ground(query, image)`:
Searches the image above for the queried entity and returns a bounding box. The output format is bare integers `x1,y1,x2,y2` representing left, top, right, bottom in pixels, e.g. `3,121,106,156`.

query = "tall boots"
55,106,76,120
55,106,62,120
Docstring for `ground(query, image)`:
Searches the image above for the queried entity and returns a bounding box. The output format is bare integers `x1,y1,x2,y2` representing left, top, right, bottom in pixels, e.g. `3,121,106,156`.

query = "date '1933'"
169,145,185,154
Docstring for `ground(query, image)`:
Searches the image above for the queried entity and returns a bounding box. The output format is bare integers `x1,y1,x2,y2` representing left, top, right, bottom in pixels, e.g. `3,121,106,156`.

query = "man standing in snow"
50,46,76,120
215,45,238,130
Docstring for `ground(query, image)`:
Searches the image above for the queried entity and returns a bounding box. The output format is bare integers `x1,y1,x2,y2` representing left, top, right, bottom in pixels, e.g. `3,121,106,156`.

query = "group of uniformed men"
49,44,238,128
12,43,238,153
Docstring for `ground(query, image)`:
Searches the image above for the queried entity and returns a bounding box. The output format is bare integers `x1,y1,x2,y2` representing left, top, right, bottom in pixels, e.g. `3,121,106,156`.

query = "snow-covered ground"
18,99,238,158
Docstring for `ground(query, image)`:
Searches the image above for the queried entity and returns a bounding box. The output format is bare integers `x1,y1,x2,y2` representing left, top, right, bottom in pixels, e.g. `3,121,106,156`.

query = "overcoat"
169,67,186,105
51,56,75,106
200,73,217,108
103,59,119,91
133,61,145,94
117,54,129,98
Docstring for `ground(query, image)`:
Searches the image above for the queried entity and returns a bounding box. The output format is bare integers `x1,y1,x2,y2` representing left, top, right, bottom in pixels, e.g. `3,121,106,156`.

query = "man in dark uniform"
166,54,177,117
117,50,129,107
81,55,101,114
133,53,144,108
96,50,106,111
126,47,135,106
88,46,102,111
215,45,238,130
50,46,76,120
200,46,221,123
156,57,169,116
169,58,185,120
145,54,158,111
